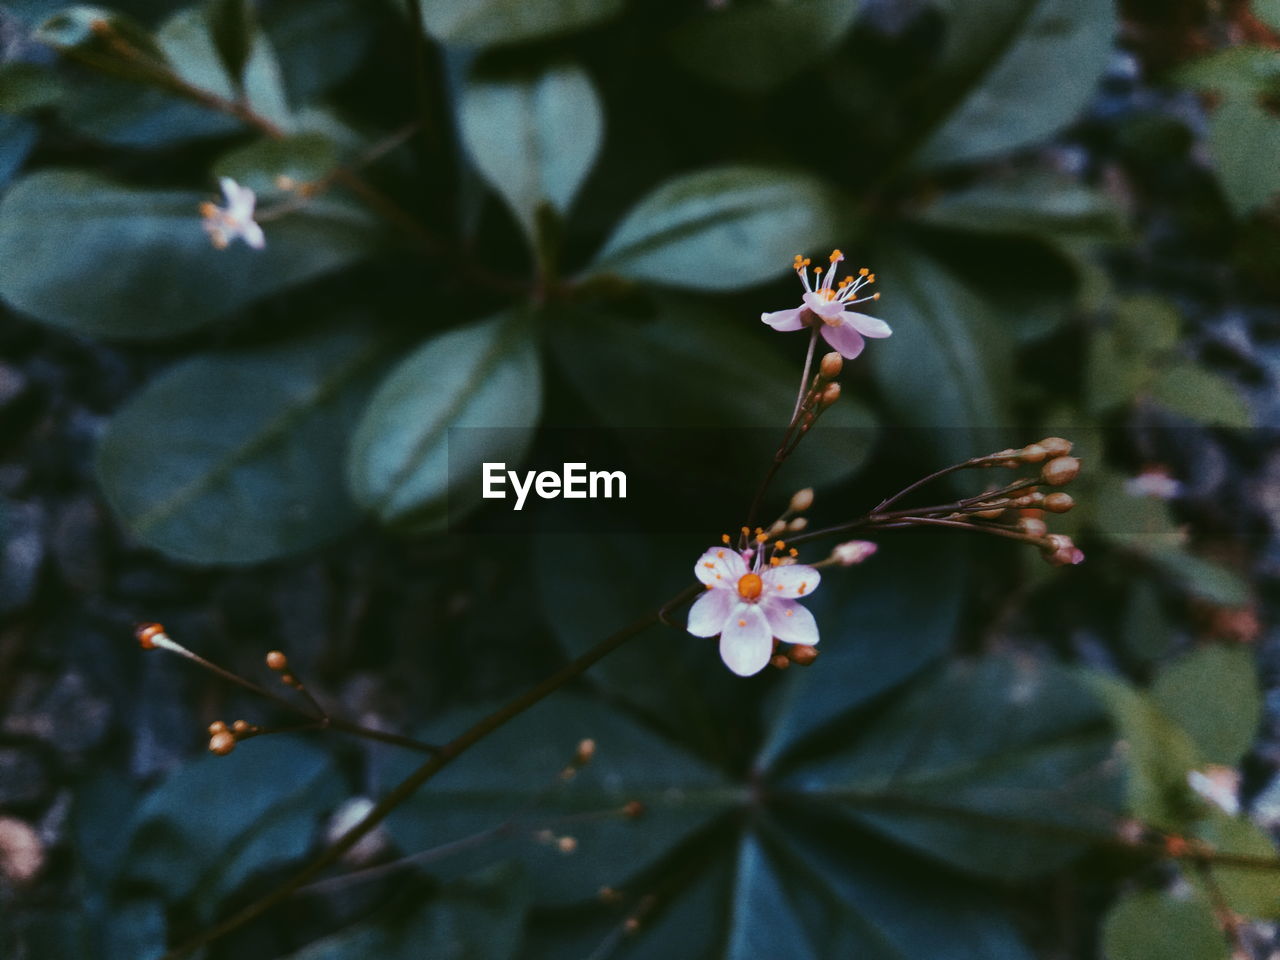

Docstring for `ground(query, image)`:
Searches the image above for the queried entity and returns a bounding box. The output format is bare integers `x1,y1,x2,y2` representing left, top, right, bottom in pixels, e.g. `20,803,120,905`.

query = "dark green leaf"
0,62,65,113
787,654,1121,879
667,0,862,93
347,312,543,530
1152,646,1260,766
591,166,848,290
915,0,1116,168
379,694,734,906
1257,0,1280,32
124,736,344,903
96,329,386,563
1147,362,1252,427
1190,810,1280,919
1119,580,1174,664
0,170,375,338
1177,47,1280,99
1101,889,1229,960
419,0,623,46
458,62,603,246
866,242,1013,464
1206,93,1280,218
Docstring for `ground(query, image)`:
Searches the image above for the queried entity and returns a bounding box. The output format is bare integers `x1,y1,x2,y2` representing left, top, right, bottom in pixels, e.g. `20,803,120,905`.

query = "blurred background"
1,0,1280,957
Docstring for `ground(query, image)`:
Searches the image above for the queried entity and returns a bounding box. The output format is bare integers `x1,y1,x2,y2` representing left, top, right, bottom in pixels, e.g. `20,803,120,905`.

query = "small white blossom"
761,250,891,360
1127,467,1181,500
687,541,820,677
201,177,265,251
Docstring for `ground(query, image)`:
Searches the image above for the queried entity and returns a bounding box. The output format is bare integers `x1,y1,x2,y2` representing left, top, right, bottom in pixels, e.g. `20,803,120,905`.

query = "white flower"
687,541,820,677
761,250,891,360
200,177,265,251
1126,467,1181,500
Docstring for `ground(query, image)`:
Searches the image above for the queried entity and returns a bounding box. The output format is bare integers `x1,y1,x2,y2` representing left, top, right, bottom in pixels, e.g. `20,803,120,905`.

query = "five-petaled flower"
200,177,266,251
687,540,820,677
761,250,892,359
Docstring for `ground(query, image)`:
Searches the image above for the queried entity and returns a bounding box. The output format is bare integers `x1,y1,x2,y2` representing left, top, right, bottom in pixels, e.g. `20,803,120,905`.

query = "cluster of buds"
559,737,597,782
206,719,259,755
788,352,845,447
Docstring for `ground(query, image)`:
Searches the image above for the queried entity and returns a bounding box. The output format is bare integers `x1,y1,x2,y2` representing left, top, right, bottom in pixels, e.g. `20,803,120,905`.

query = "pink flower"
201,177,265,251
761,250,891,359
1042,534,1085,567
687,544,820,677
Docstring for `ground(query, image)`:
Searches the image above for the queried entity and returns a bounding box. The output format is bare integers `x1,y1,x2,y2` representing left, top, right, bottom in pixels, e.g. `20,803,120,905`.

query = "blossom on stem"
200,177,266,251
761,250,891,360
687,539,820,676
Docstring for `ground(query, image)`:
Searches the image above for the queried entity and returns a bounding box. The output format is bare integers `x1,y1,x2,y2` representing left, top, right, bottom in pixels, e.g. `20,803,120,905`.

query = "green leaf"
0,170,375,338
758,536,969,768
96,329,386,564
1190,810,1280,919
283,865,528,960
1177,47,1280,99
915,0,1116,168
1152,646,1260,766
591,166,848,290
0,62,65,113
1147,362,1251,428
419,0,623,46
1101,889,1229,960
1086,296,1181,415
1257,0,1280,32
347,312,543,531
865,242,1013,464
787,654,1121,879
667,0,862,93
379,694,736,906
124,737,344,904
1119,580,1174,664
458,62,603,248
1206,93,1280,218
548,296,878,490
1084,673,1203,831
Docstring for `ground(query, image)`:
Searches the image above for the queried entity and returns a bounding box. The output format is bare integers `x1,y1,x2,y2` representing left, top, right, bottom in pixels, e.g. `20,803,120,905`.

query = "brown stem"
157,583,702,960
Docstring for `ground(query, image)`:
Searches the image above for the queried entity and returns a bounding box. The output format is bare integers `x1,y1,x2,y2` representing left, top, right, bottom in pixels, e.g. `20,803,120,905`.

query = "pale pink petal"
694,546,747,588
803,291,846,320
719,603,772,676
762,597,819,646
761,563,821,599
841,310,891,339
820,320,865,359
761,306,807,331
687,588,734,638
243,221,266,250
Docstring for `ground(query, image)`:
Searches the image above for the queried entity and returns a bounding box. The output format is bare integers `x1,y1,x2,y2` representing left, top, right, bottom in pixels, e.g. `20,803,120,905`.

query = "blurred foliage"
1,0,1278,957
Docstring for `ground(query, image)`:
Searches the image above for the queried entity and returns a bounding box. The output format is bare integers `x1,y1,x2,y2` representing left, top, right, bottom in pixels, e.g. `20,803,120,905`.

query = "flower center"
737,573,763,600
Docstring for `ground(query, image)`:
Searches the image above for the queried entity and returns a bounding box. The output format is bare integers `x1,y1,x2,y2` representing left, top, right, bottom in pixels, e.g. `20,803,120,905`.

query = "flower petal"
803,291,846,320
761,563,821,599
242,221,266,250
842,310,892,339
761,306,807,331
762,597,819,646
694,546,747,587
687,588,734,638
819,321,865,359
719,603,772,676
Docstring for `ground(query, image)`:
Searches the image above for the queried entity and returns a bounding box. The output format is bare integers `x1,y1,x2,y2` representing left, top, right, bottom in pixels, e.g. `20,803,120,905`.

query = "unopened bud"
974,504,1005,520
788,645,819,666
1017,517,1048,537
789,488,814,513
265,650,288,671
232,719,252,734
832,540,878,566
598,886,622,903
787,517,808,532
136,622,167,649
208,720,228,735
819,352,843,380
1039,437,1073,458
770,654,791,670
622,800,645,819
1041,534,1085,567
1018,444,1047,464
557,836,578,854
1041,456,1081,486
1043,492,1075,513
575,738,596,764
820,382,841,407
209,731,237,755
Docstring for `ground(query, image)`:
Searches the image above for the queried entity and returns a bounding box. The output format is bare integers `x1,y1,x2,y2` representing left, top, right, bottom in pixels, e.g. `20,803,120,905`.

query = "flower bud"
820,382,841,407
557,836,578,854
1041,534,1085,567
787,517,808,532
1041,456,1081,486
1017,517,1048,537
832,540,878,566
623,800,646,819
208,721,228,736
575,738,596,764
1039,437,1073,458
232,719,252,734
1043,492,1075,513
789,488,814,513
136,622,166,650
788,645,819,666
209,731,237,755
1018,444,1047,464
974,504,1005,520
265,650,288,671
819,352,843,380
770,654,791,670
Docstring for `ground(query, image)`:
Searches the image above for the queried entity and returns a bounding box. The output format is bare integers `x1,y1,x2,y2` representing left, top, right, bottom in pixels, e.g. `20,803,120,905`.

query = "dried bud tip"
1038,437,1073,458
789,488,814,513
819,352,843,380
622,800,646,819
265,650,288,671
770,654,791,670
209,731,237,755
1041,456,1081,486
832,540,878,566
788,644,819,666
1043,492,1075,513
136,622,167,649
